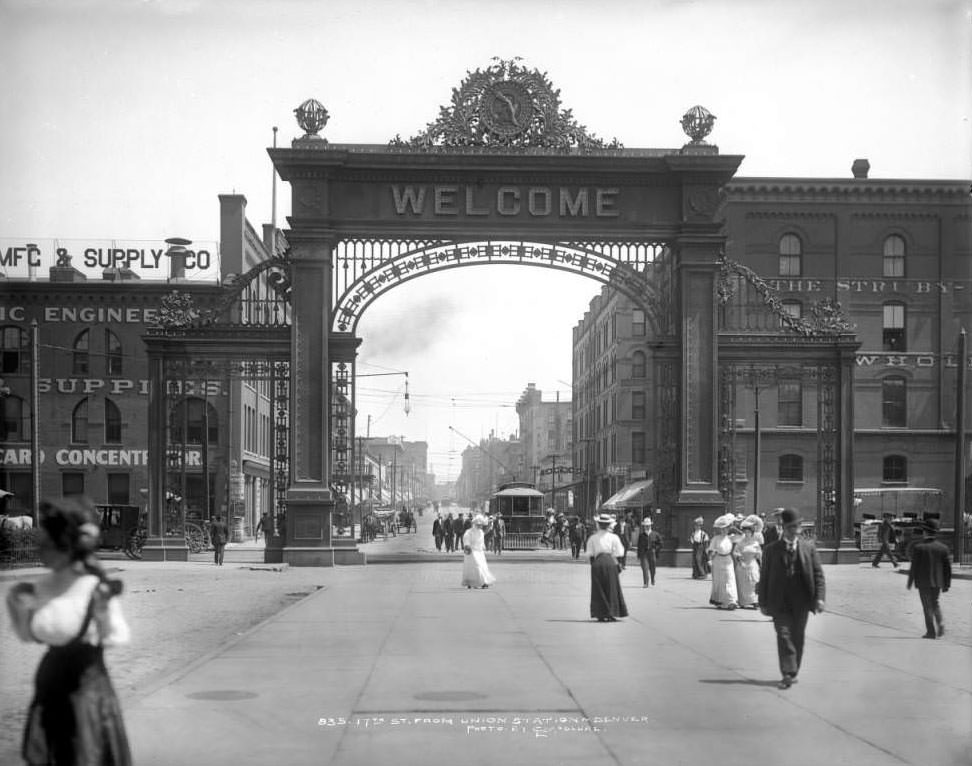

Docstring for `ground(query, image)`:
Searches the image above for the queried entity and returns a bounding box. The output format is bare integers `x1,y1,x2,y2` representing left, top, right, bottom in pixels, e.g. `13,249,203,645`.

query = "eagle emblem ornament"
390,57,620,152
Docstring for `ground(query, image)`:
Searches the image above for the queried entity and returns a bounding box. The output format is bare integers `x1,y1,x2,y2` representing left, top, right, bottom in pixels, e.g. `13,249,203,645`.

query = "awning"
601,479,654,510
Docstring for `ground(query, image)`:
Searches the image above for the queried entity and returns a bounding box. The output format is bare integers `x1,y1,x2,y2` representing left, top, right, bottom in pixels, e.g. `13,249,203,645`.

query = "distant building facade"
570,164,971,527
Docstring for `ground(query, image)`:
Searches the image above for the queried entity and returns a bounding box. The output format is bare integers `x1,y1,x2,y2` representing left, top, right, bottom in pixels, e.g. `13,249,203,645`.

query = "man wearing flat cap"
757,508,826,689
906,518,951,639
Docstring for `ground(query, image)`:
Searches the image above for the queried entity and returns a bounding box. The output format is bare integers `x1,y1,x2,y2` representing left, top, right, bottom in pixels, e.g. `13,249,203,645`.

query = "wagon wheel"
184,522,208,553
124,526,146,560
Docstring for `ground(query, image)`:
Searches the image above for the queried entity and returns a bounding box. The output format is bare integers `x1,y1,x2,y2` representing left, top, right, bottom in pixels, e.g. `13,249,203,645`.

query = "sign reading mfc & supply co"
0,238,219,279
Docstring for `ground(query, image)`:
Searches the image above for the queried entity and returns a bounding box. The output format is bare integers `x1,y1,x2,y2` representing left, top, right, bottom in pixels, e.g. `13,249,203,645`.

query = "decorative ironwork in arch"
332,239,672,335
154,254,293,331
718,254,854,337
389,57,622,153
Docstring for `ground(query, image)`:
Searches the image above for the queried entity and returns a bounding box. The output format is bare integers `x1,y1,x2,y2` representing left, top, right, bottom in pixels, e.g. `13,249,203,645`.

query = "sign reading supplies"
0,238,220,279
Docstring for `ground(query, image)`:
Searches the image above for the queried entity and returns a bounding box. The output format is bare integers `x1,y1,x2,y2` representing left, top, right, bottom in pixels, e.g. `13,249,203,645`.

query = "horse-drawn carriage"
95,504,147,559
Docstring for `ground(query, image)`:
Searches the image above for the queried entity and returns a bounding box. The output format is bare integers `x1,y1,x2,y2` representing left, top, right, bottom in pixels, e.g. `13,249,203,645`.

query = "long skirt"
461,549,496,588
590,552,628,620
709,554,738,608
23,642,131,766
735,559,760,608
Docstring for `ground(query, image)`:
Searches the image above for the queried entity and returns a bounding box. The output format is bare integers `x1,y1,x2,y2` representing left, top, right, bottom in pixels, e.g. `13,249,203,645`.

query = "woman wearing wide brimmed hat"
584,513,628,621
707,514,739,609
733,515,763,609
461,514,496,589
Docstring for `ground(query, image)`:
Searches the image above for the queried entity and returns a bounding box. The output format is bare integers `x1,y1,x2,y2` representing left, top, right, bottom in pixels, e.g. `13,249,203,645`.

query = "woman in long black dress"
6,498,132,766
585,513,628,621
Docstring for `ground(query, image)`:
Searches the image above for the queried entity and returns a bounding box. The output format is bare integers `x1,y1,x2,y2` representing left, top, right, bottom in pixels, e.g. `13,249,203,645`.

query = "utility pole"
955,328,967,564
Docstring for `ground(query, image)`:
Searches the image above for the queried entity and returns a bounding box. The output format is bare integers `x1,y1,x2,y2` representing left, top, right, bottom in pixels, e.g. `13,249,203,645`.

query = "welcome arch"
144,60,858,565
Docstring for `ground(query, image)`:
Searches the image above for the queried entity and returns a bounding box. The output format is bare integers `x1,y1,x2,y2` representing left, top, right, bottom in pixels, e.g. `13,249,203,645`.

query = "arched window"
0,394,29,441
105,398,122,443
631,350,646,379
105,329,123,375
73,330,90,376
778,234,802,277
882,302,906,351
883,455,907,483
72,398,89,443
169,397,219,445
883,235,906,278
778,454,804,482
1,326,29,374
881,376,906,428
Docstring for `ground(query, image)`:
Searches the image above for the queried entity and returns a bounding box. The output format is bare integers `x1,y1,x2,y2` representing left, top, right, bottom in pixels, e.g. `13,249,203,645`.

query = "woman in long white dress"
707,514,739,609
461,514,496,589
733,515,762,609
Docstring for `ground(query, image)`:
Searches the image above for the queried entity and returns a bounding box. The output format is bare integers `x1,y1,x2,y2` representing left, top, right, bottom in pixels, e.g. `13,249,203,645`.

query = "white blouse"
7,572,130,647
584,529,624,558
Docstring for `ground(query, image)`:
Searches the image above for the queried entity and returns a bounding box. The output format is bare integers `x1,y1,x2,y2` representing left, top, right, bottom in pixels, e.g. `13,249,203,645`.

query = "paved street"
2,509,970,766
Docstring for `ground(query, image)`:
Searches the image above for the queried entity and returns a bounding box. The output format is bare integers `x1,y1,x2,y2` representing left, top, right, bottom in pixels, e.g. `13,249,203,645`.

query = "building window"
72,398,88,444
778,454,804,482
632,309,645,337
1,326,29,374
780,300,802,327
631,351,646,379
778,234,802,277
883,455,907,483
105,398,122,443
632,432,645,464
882,302,906,351
105,330,123,375
62,472,85,497
883,235,906,278
169,397,219,445
107,473,130,504
881,376,906,427
778,379,802,427
632,390,645,420
0,472,33,515
0,395,28,441
73,330,90,375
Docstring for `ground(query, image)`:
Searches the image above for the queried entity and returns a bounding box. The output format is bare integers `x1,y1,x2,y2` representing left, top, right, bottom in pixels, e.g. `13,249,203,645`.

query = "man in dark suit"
906,518,951,638
757,507,826,689
209,514,229,566
871,513,900,568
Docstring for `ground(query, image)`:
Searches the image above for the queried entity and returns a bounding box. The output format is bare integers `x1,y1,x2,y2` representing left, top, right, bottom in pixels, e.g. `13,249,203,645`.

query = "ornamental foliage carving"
717,254,854,337
389,58,621,153
153,253,293,331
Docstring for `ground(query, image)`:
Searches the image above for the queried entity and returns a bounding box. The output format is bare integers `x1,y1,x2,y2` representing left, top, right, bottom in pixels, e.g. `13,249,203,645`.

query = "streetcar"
488,482,545,550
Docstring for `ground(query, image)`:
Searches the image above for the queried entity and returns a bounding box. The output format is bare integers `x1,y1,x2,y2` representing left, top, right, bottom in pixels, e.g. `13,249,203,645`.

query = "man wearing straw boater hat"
757,508,826,689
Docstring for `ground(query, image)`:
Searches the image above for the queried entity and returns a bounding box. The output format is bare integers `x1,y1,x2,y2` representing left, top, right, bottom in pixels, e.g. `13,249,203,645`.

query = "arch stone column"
282,229,364,565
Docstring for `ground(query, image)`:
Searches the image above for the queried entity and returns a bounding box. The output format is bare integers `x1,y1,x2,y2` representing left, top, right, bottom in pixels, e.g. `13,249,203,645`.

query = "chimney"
165,238,191,281
851,158,870,179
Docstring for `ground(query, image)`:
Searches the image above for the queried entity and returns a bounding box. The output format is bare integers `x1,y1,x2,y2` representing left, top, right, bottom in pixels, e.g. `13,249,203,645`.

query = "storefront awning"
601,479,654,510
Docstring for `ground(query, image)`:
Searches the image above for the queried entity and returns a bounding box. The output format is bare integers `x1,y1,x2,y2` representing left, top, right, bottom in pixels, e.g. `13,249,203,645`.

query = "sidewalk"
122,561,971,766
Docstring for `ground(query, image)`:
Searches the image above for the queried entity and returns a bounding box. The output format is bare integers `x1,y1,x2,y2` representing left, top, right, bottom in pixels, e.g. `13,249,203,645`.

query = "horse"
0,515,33,531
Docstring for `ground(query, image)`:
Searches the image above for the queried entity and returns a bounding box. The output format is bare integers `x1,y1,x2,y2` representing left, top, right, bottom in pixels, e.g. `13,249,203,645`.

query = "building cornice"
725,177,970,206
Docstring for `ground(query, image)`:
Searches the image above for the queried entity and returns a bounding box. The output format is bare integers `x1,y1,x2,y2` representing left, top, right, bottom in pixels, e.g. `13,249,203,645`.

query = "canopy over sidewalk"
602,479,654,510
